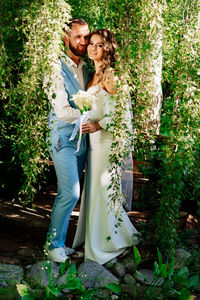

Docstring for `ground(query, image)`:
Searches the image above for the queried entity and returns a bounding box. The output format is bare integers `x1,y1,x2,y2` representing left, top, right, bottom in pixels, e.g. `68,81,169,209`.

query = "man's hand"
82,122,101,134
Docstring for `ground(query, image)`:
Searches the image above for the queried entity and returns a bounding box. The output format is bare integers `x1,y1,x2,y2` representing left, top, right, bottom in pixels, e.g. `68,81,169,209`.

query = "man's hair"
67,18,88,29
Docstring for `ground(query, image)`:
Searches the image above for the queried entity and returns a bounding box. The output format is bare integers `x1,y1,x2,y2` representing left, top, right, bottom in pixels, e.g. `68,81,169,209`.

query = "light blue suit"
47,58,90,249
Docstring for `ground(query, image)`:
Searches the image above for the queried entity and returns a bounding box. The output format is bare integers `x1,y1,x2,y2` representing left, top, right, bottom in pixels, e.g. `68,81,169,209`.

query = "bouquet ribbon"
69,111,88,152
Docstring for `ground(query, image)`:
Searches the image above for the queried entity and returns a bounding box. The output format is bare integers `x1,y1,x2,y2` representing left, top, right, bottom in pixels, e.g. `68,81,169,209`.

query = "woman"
73,29,140,265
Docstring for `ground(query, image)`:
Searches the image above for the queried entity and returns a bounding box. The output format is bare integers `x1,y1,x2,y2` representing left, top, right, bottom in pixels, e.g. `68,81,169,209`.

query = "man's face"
66,24,89,57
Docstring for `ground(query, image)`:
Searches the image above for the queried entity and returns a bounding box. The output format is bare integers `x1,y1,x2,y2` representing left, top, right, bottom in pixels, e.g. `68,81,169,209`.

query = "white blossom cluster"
71,90,98,113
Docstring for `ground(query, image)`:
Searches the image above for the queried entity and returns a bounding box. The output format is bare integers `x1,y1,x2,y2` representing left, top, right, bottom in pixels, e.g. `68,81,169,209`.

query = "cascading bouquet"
69,90,98,151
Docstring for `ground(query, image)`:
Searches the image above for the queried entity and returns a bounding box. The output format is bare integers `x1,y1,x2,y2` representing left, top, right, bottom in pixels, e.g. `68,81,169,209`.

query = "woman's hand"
82,122,101,134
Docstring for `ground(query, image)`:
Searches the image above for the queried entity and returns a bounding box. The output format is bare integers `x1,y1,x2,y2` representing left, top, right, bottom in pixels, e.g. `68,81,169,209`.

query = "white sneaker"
47,247,68,263
64,246,75,256
44,242,75,256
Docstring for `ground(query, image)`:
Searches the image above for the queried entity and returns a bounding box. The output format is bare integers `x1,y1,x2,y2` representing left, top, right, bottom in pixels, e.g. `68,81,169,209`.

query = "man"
45,19,90,263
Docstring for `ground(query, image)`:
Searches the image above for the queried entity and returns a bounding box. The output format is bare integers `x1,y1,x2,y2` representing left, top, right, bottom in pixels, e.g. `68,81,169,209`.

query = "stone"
18,256,35,266
141,285,162,297
0,256,20,265
105,257,117,269
119,249,131,258
17,247,35,257
136,269,164,286
0,264,24,287
112,262,126,278
174,249,191,269
122,255,135,273
120,283,134,297
111,295,120,300
77,261,119,288
26,260,67,288
95,288,111,299
124,273,135,286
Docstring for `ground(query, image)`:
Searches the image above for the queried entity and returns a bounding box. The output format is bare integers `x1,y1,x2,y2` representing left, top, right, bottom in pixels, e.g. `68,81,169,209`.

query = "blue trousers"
47,131,88,249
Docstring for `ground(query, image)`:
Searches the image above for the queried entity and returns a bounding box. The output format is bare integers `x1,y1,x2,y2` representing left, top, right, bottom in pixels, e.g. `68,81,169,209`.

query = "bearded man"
45,19,90,262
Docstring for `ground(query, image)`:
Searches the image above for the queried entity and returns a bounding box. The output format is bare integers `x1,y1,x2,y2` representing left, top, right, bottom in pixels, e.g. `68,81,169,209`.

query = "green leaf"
154,261,160,276
187,274,199,289
136,270,148,282
46,286,60,297
146,284,161,298
174,267,189,286
106,236,111,242
79,289,96,299
178,288,191,300
160,264,168,278
176,267,189,279
16,284,29,297
59,258,70,276
15,288,35,300
157,248,163,267
105,283,121,293
21,296,35,300
133,245,141,267
45,260,51,275
168,259,175,277
67,262,77,279
65,278,85,292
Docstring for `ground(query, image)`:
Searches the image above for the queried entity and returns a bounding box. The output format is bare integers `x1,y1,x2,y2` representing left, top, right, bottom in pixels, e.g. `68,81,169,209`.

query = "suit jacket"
48,58,90,140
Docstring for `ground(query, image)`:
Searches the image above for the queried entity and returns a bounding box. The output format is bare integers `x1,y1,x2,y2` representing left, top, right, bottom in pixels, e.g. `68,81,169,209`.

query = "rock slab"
78,261,119,288
26,260,68,288
0,264,24,287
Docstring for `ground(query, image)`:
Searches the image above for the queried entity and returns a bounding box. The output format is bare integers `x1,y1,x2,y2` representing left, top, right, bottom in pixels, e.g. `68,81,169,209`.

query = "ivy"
1,0,71,202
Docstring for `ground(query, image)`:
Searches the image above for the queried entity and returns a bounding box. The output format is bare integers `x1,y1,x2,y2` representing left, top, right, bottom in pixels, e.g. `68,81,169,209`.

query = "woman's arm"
102,67,119,95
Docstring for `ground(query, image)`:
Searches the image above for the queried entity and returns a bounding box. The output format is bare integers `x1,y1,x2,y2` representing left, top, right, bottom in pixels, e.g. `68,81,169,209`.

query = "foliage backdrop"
0,0,200,252
64,0,200,251
0,0,71,201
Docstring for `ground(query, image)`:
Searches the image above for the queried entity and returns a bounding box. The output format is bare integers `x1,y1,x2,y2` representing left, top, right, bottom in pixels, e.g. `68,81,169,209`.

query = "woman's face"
87,34,104,62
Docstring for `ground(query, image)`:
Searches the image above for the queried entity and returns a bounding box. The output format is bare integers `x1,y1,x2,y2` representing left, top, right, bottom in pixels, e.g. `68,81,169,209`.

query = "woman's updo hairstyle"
89,29,118,81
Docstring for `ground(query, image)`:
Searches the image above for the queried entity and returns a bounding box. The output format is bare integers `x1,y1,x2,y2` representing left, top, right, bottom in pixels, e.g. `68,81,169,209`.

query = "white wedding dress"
73,85,139,265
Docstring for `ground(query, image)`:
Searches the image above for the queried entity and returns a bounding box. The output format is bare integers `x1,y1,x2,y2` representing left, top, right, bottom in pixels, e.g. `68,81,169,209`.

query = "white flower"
71,90,97,113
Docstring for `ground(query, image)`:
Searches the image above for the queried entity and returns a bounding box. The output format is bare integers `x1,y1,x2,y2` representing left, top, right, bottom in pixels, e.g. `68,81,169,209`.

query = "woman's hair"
89,29,118,82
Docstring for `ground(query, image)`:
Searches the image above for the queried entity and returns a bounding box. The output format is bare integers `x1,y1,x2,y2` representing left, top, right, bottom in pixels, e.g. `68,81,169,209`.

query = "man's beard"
69,41,87,57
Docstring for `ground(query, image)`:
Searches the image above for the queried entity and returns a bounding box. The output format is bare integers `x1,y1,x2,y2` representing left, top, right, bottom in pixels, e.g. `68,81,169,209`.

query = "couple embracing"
45,18,140,264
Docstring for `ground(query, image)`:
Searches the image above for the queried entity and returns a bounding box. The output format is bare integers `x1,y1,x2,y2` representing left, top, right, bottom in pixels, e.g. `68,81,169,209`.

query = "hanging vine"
9,0,71,202
145,0,200,253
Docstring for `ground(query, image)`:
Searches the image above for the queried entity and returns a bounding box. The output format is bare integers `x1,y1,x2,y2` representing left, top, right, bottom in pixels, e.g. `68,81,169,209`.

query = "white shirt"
63,54,85,90
46,53,86,124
